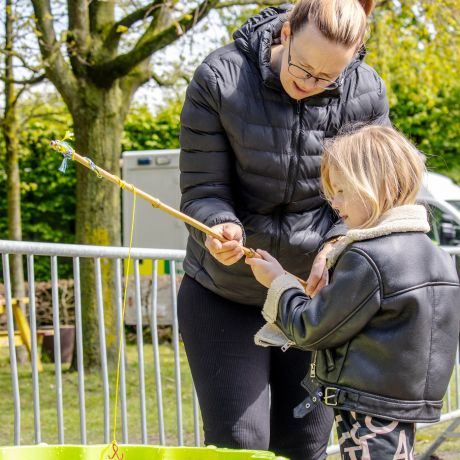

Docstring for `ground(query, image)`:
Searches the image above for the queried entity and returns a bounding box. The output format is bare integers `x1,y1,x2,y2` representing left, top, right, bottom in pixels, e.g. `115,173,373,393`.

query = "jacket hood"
233,5,291,63
233,6,366,97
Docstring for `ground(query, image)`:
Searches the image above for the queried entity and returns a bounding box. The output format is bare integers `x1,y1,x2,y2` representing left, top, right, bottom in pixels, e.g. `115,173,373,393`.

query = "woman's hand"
205,223,244,266
305,240,337,297
245,249,285,288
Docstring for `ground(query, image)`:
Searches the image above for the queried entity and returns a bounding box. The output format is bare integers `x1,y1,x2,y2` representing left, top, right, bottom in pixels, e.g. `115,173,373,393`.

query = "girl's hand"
245,249,285,288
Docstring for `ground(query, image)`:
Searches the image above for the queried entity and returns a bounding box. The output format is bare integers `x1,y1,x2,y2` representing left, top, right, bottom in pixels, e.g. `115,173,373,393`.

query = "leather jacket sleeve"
179,62,244,248
276,248,381,350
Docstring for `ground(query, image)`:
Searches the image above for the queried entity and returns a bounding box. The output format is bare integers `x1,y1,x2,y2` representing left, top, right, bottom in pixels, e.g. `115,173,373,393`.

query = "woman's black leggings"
178,274,334,460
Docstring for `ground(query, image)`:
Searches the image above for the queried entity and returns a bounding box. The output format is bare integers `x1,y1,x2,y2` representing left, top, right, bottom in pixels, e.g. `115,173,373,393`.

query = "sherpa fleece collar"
326,205,430,269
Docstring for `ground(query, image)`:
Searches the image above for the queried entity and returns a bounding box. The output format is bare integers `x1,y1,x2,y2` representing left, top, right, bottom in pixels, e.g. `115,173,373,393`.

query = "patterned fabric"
335,410,415,460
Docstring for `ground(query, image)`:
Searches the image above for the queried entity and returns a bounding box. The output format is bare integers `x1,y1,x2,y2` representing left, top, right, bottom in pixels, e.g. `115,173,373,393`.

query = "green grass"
1,344,460,459
0,342,199,446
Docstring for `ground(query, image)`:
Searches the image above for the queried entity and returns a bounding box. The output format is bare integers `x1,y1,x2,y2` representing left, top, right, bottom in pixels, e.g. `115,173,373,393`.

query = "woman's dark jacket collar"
232,5,366,99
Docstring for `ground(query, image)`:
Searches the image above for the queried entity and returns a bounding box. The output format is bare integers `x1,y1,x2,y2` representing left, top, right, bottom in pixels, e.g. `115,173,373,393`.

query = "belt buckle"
323,387,339,406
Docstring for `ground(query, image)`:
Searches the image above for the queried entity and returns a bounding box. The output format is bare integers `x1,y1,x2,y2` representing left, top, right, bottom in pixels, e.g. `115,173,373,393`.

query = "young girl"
246,125,460,459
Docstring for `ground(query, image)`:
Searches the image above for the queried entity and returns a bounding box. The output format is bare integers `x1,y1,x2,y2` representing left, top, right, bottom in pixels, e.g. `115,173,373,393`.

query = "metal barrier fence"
0,239,459,457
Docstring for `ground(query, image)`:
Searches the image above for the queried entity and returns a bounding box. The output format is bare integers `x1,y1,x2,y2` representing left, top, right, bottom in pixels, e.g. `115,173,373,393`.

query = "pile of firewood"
0,274,182,329
0,280,75,328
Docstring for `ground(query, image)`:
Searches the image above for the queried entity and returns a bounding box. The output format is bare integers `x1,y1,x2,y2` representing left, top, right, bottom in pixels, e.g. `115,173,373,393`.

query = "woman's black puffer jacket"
179,6,390,306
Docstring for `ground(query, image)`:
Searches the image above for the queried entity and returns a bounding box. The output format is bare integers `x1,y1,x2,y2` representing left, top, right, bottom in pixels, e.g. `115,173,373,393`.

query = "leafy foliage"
122,100,182,151
0,96,183,279
0,98,75,278
367,0,460,182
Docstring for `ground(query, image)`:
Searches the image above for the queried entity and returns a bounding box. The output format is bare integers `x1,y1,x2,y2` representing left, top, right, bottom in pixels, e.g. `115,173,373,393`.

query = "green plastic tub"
0,445,288,460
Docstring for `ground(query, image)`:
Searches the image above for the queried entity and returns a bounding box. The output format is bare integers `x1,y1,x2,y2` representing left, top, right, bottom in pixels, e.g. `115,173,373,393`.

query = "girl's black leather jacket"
274,232,460,422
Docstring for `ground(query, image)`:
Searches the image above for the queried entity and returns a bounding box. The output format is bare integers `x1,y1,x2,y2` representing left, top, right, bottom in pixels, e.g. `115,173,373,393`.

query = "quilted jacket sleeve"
179,62,243,248
270,249,382,350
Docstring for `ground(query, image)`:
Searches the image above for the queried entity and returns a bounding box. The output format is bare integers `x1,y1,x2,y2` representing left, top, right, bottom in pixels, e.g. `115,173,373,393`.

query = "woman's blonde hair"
290,0,375,48
321,125,426,228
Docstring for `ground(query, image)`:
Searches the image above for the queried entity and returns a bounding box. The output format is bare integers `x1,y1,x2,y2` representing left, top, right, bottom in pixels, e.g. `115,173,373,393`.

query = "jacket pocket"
317,342,351,383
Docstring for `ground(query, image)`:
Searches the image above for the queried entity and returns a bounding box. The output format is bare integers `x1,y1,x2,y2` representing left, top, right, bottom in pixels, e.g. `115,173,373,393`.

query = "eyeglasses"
287,36,343,90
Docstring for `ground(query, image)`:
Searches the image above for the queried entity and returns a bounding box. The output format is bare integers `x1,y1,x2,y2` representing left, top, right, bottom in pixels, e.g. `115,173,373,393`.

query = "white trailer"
122,149,187,325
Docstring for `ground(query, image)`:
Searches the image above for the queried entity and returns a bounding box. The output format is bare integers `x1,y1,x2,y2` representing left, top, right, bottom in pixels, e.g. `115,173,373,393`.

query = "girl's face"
329,167,371,229
278,22,356,100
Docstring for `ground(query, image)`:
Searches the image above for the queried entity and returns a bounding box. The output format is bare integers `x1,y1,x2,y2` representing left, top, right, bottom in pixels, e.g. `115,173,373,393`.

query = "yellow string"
100,188,136,460
49,140,144,456
117,177,126,190
114,188,136,440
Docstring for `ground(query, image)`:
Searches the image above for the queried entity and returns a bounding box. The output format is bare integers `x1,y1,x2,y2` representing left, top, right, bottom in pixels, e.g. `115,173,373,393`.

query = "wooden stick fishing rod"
50,139,308,290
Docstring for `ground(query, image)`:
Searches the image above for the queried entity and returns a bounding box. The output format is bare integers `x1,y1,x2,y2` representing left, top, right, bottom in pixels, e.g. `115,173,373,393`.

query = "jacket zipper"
283,100,303,204
310,350,318,378
273,101,303,259
281,340,295,352
291,100,303,202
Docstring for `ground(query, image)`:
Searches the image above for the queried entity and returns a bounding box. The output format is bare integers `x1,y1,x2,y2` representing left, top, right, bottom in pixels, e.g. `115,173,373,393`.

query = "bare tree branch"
88,0,115,36
90,0,218,83
30,0,77,107
0,49,44,74
104,0,165,56
11,84,32,109
68,0,90,48
150,69,190,86
0,65,46,114
0,73,46,86
105,0,164,48
67,0,91,75
92,0,280,84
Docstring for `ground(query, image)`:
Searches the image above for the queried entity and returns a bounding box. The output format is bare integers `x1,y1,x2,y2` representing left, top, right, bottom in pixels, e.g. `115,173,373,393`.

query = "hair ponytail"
357,0,375,17
289,0,373,47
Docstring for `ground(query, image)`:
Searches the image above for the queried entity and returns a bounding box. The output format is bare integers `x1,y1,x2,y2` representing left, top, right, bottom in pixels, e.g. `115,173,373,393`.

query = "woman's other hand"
205,223,244,266
305,241,336,297
245,249,284,288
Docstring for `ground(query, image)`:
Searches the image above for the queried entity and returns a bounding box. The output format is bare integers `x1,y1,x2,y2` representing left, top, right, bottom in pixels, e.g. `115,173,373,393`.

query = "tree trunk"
4,0,27,364
70,82,129,370
4,0,26,308
4,100,25,303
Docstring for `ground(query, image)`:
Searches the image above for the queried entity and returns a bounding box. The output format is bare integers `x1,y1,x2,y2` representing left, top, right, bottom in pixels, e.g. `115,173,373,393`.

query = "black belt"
293,376,441,422
293,375,358,418
293,375,323,418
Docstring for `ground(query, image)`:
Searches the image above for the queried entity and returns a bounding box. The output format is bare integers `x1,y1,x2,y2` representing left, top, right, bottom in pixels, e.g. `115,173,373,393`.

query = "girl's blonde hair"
321,125,426,228
290,0,375,48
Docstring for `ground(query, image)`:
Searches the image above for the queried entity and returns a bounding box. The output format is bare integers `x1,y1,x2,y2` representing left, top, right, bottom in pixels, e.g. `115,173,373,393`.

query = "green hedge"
0,101,181,280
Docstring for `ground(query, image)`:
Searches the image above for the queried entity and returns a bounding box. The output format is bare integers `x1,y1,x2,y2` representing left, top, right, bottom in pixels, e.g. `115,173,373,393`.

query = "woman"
178,1,389,459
